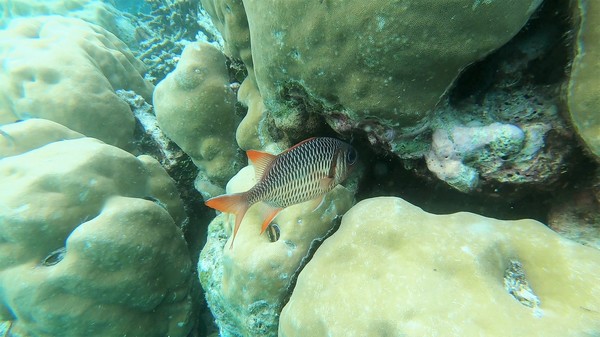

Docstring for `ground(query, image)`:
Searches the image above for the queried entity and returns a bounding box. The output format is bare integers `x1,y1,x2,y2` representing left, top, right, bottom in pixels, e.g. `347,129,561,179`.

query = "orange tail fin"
205,193,249,249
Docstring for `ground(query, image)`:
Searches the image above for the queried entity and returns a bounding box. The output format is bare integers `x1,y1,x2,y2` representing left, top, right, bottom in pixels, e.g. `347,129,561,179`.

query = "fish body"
205,137,357,247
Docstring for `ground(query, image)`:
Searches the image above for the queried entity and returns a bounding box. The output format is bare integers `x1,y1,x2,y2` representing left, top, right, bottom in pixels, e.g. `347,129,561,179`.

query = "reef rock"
280,197,600,337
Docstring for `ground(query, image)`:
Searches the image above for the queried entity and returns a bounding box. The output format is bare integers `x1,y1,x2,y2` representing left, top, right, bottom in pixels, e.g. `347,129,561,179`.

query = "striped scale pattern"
247,137,355,208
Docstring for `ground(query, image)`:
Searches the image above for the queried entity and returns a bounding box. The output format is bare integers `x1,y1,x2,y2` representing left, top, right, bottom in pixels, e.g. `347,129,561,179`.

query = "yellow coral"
0,124,192,337
154,42,242,187
281,197,600,336
0,16,153,150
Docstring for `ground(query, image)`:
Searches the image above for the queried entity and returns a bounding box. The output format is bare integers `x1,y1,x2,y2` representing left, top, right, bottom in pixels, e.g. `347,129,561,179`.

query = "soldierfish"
205,137,358,248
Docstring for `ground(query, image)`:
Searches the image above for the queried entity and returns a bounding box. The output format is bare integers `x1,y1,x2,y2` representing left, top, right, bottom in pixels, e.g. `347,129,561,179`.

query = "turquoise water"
110,0,151,13
0,0,599,337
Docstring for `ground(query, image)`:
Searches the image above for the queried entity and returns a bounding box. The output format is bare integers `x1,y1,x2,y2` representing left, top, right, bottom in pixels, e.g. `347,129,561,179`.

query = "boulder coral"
0,0,141,47
199,166,354,337
0,118,83,158
0,120,193,337
280,197,600,336
154,41,243,193
567,0,600,161
0,16,153,150
201,0,543,157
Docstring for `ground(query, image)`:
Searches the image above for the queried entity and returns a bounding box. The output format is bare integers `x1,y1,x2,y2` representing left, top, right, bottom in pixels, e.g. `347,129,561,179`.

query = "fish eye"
346,148,357,165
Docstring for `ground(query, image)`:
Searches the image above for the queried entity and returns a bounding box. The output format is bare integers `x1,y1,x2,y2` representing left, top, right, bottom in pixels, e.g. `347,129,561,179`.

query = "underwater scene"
0,0,599,336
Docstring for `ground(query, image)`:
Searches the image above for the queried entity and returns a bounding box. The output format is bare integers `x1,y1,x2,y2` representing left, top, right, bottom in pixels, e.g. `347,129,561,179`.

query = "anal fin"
254,202,283,234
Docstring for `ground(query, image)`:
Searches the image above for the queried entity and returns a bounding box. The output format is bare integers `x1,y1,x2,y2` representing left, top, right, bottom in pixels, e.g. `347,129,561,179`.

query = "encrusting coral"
0,120,194,337
154,41,243,194
425,122,527,192
0,15,153,150
280,197,600,337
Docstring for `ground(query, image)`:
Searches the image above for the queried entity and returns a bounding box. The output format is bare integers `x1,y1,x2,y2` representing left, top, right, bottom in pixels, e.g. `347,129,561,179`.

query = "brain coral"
280,197,600,336
0,16,153,150
0,121,193,337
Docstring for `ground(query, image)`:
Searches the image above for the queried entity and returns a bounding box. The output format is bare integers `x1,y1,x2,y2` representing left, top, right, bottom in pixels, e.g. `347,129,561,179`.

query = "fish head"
333,141,358,183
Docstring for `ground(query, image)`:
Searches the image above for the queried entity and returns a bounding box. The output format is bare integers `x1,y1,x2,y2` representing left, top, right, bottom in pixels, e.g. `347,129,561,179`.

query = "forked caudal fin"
205,193,249,249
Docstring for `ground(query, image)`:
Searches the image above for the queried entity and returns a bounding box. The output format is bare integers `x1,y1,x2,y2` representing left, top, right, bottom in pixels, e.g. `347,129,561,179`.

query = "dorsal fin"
281,137,317,154
247,150,276,180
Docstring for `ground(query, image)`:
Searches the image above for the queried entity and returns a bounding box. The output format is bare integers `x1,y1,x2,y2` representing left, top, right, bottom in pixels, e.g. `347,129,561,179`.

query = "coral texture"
136,0,223,83
199,166,354,337
204,0,543,156
200,0,251,67
567,0,600,160
0,121,193,337
0,118,83,158
0,0,141,47
280,197,600,336
0,16,153,150
445,86,574,192
154,41,243,192
200,0,266,151
425,123,526,192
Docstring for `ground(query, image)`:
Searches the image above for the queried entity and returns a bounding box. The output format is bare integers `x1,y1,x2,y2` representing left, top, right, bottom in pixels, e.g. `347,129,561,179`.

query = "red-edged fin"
280,137,317,154
205,193,249,249
252,202,283,234
246,150,276,180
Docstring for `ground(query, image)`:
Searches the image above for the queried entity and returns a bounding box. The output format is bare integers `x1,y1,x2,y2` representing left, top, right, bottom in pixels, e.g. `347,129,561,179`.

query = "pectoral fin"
320,147,340,191
319,176,335,191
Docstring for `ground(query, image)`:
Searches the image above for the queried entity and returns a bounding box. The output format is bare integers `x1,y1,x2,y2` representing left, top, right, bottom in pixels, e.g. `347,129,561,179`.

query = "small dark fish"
266,223,280,242
205,137,357,248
